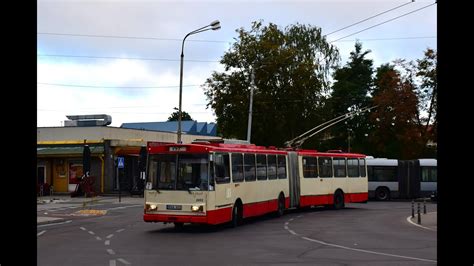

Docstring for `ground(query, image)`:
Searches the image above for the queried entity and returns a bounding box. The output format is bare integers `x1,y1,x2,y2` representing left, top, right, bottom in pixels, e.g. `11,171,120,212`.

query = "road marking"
296,215,303,218
284,222,289,226
107,249,116,255
284,225,288,230
80,227,86,231
107,234,114,239
406,214,436,231
96,236,102,241
285,217,436,263
288,218,294,222
109,260,116,266
105,240,110,246
117,258,131,265
116,228,125,233
300,236,436,263
37,220,72,228
106,204,142,211
88,231,95,235
37,230,46,237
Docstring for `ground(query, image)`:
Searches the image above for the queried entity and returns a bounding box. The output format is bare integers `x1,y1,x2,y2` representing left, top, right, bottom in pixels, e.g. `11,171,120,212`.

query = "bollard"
411,200,415,218
423,198,427,214
417,202,421,224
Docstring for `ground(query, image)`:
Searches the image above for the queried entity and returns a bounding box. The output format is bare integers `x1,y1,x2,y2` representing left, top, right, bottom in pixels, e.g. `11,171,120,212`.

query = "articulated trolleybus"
144,140,368,227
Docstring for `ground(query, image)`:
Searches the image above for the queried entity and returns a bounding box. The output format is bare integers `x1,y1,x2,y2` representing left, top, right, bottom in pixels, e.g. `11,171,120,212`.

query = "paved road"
37,199,437,265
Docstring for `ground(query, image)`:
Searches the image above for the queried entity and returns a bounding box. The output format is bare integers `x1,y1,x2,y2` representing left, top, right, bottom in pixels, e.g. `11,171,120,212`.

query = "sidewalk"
408,211,437,231
37,195,144,225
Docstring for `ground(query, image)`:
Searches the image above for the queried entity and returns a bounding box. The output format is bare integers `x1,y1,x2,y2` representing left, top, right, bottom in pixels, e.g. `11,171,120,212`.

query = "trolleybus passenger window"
421,166,437,182
359,159,366,177
256,154,267,180
244,154,256,181
231,153,244,182
333,158,346,177
277,155,287,179
303,156,318,178
347,158,359,177
214,153,230,184
372,167,397,182
318,157,332,178
267,155,277,180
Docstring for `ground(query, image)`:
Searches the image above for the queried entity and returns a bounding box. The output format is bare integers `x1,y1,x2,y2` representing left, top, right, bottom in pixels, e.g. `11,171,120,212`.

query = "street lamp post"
177,20,221,144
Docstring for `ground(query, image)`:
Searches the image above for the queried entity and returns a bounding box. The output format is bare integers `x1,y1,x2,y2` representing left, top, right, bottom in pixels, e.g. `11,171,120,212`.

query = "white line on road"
106,205,142,211
116,228,125,233
288,229,297,235
117,258,131,265
80,227,86,231
406,215,436,231
96,236,102,241
88,231,95,235
300,236,436,263
37,220,72,228
109,259,116,266
37,230,46,237
107,234,114,239
107,249,116,255
284,225,288,230
105,240,110,246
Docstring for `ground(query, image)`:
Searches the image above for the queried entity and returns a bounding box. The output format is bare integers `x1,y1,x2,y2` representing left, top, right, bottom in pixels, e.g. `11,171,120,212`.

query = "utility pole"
246,69,255,143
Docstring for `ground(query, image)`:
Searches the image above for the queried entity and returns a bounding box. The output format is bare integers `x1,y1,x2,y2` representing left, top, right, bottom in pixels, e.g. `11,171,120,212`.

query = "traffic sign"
117,157,125,168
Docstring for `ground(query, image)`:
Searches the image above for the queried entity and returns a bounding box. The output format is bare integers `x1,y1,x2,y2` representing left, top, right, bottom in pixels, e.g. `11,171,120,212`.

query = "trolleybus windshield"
148,154,209,191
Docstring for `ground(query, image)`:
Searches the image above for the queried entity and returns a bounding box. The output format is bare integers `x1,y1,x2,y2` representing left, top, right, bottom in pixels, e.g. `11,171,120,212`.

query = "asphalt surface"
37,198,437,265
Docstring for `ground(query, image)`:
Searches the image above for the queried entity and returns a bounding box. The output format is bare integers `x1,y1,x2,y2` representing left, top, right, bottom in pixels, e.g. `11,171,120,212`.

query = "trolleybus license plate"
166,205,182,210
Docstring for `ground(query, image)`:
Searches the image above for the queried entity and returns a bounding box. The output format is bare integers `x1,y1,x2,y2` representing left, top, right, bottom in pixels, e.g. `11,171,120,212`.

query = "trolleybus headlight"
146,204,157,212
191,205,203,212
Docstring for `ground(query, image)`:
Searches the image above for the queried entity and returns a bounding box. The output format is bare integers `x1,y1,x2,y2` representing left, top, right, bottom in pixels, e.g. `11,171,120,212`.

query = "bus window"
277,155,287,179
256,154,267,180
333,158,346,178
231,153,244,183
347,158,359,177
370,166,397,182
214,153,230,184
318,157,333,178
359,158,366,177
244,154,256,181
421,166,437,182
267,155,277,180
303,156,318,178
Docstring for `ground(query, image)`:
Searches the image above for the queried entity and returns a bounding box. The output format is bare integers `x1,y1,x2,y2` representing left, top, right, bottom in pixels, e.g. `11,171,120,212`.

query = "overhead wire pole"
246,69,255,143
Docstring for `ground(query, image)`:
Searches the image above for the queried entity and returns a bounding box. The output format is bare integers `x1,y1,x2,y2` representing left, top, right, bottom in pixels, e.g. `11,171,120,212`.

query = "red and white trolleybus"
143,140,368,227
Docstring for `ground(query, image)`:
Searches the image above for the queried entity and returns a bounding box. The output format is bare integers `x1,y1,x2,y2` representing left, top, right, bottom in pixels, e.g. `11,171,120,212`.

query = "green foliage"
167,109,193,122
203,21,340,146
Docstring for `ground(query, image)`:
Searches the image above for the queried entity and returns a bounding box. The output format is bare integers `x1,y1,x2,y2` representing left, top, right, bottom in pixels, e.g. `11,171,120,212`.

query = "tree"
369,64,423,159
167,109,193,122
323,42,374,153
203,21,340,146
416,48,437,153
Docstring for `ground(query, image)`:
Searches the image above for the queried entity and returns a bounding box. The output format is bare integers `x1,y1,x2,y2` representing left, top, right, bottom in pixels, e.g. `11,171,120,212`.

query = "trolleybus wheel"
375,187,390,201
276,194,285,217
333,190,345,210
231,201,242,228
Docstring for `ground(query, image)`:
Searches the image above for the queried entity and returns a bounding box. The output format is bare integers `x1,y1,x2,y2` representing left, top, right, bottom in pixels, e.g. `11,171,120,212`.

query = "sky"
37,0,436,128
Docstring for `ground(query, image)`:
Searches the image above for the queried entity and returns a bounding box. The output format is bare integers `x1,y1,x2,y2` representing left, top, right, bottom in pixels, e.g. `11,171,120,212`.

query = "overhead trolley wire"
330,2,437,43
325,0,414,36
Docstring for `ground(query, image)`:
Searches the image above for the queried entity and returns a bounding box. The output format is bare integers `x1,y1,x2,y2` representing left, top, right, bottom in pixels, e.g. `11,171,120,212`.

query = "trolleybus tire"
276,193,285,217
231,201,243,228
333,190,345,210
375,187,390,201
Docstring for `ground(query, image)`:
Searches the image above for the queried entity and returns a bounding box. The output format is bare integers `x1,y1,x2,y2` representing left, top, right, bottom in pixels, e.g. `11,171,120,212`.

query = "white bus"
367,157,437,200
